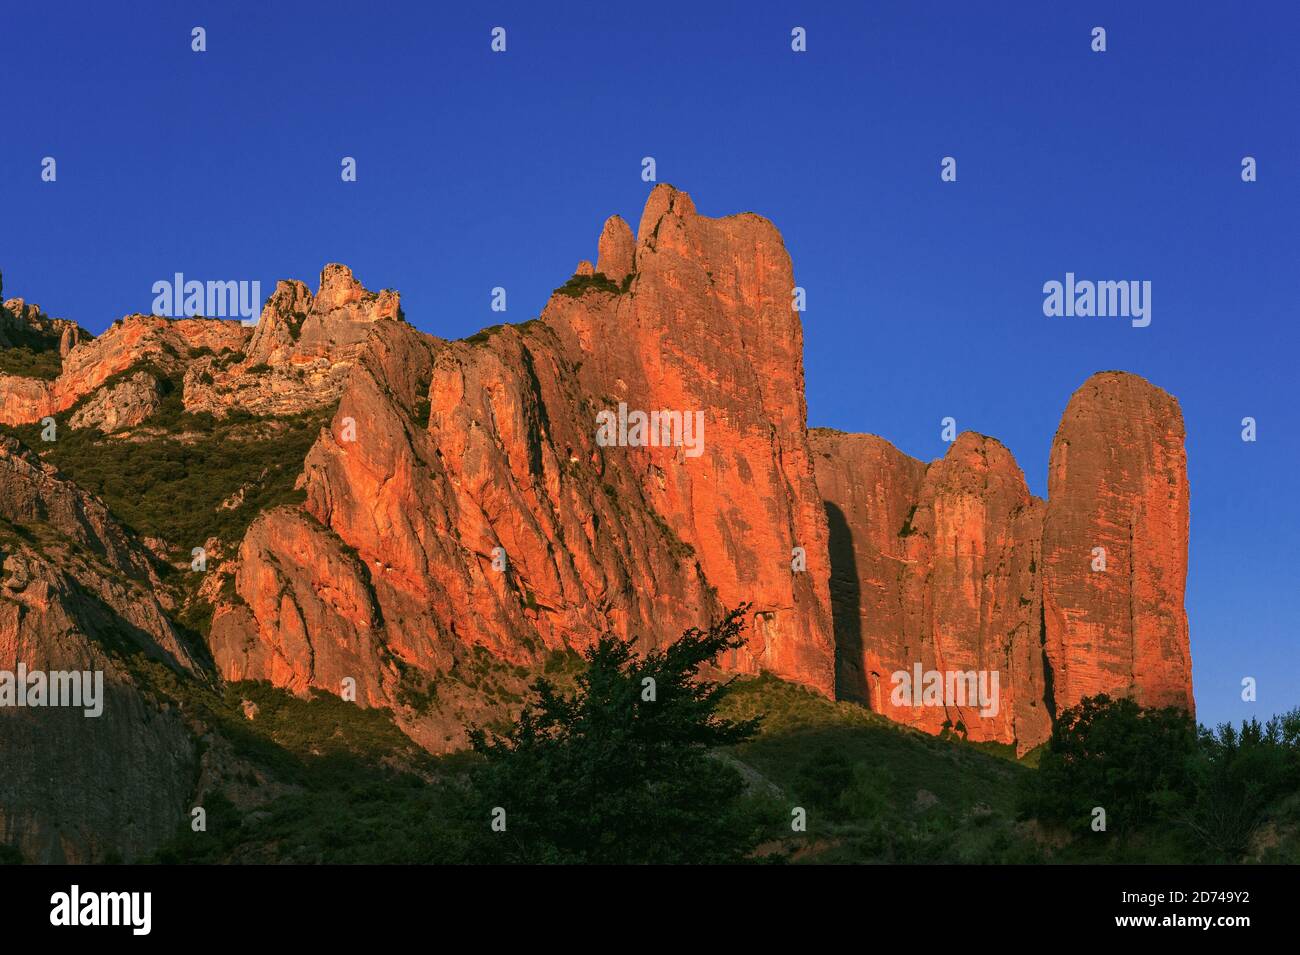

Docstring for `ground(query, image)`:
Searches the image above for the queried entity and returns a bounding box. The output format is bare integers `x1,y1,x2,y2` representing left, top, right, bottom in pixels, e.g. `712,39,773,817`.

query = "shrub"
4,402,332,559
1185,710,1300,859
0,345,62,380
0,843,24,864
1019,694,1198,835
552,272,622,298
463,606,763,863
796,745,854,815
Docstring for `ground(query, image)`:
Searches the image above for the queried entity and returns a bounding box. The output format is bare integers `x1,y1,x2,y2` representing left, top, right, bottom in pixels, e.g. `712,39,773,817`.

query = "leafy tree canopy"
464,606,763,863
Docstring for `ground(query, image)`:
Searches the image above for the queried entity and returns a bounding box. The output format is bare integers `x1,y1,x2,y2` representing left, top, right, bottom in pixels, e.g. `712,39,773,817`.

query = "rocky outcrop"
902,434,1050,749
595,215,635,284
0,191,1196,821
201,195,1192,757
0,282,89,355
210,506,393,707
813,372,1192,752
210,186,837,747
0,436,197,862
1041,371,1193,714
59,326,79,359
67,371,161,432
0,567,197,863
543,185,835,693
0,311,247,426
810,431,926,703
183,264,401,418
813,431,1051,751
0,263,385,429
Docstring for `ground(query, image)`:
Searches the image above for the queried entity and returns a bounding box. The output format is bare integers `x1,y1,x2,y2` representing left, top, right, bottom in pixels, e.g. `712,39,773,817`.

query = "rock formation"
0,188,1196,858
183,264,401,419
0,313,246,426
0,436,197,862
1041,371,1193,713
543,189,834,693
0,271,89,356
810,431,926,705
211,186,836,748
813,430,1053,751
67,371,161,433
812,372,1192,753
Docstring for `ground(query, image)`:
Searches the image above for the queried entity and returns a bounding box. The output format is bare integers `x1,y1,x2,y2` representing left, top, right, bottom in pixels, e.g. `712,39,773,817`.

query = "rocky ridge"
0,187,1194,860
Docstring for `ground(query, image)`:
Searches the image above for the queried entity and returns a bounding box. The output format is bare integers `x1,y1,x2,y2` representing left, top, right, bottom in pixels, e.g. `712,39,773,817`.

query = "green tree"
796,745,854,818
1021,694,1198,835
1186,709,1300,859
464,606,762,863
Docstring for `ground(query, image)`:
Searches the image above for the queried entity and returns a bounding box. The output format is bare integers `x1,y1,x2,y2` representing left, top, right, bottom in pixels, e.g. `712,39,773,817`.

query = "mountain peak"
596,215,635,283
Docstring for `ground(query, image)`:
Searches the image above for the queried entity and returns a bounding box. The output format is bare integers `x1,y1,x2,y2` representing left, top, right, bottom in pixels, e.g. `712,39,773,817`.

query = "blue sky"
2,1,1296,729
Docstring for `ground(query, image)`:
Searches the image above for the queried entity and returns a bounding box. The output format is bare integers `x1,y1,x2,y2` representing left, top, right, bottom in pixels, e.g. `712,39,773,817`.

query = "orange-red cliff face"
0,189,1194,778
210,185,836,747
200,189,1192,757
543,188,834,691
812,431,1052,752
184,264,400,418
1041,371,1193,714
0,313,247,426
811,432,926,706
812,372,1192,752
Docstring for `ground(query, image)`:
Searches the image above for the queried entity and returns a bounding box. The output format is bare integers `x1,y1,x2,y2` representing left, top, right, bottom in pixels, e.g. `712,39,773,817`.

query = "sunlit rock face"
813,371,1193,754
1041,371,1194,716
210,186,837,751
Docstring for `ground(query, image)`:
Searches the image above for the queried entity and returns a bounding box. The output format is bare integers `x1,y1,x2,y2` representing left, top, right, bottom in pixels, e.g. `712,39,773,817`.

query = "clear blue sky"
3,1,1296,730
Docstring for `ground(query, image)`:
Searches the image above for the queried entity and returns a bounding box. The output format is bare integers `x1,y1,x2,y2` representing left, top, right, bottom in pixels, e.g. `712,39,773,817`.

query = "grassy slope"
722,676,1300,864
3,376,331,563
133,662,471,865
719,674,1043,863
0,346,62,379
119,666,1300,864
144,671,1041,864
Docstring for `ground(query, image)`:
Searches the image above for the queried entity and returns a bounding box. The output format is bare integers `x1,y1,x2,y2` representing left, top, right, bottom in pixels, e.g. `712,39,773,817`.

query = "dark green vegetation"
0,286,79,378
131,610,1300,863
0,363,333,645
552,271,633,298
137,661,457,864
720,686,1300,863
135,613,968,863
463,606,763,863
1022,695,1198,837
718,675,1038,862
0,345,62,379
146,642,584,863
93,600,1299,864
463,324,505,345
149,609,768,863
2,371,332,561
1020,695,1300,863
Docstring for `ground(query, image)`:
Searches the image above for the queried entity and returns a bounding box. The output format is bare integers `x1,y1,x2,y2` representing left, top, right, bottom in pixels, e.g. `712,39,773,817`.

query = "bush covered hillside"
111,609,1300,865
3,375,331,563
